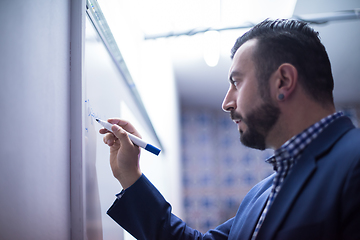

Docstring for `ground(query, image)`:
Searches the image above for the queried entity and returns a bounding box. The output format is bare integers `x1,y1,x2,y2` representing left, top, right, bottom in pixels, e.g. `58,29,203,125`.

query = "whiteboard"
83,2,162,239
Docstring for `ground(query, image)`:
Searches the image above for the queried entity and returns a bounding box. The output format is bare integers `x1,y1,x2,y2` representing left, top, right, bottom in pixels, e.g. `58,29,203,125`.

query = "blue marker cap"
145,144,161,156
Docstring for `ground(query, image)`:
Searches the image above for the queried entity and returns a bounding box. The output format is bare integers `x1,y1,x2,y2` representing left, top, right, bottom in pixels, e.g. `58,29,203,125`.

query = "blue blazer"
107,116,360,240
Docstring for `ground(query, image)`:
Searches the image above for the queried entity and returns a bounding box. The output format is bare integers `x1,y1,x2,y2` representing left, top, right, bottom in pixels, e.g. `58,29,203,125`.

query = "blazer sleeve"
107,174,233,240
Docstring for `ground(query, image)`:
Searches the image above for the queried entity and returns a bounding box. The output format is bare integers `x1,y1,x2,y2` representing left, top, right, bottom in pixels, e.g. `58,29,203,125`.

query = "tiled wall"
180,106,360,233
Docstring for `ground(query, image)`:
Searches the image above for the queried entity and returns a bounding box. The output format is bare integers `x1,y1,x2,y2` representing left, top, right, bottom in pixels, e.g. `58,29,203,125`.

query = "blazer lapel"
255,116,355,240
255,150,316,240
237,186,272,240
228,174,274,240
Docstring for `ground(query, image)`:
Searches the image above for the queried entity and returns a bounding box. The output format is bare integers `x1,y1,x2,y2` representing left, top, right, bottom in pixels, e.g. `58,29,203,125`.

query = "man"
100,19,360,239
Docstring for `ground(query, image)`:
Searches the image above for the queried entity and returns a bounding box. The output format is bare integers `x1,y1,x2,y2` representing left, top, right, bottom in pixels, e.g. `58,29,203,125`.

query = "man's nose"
222,88,236,112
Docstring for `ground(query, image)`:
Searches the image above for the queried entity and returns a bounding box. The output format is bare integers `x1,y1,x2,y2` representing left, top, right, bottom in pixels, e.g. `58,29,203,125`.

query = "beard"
231,100,280,150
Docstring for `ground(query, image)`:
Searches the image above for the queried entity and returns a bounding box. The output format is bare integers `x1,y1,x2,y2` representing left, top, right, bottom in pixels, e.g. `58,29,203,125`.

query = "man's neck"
267,102,336,150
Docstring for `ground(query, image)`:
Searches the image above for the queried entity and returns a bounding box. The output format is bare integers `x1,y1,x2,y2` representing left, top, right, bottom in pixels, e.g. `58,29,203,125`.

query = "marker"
96,118,161,156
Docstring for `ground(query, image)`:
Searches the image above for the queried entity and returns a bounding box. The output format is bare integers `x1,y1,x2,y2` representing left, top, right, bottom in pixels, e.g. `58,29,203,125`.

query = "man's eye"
231,80,239,88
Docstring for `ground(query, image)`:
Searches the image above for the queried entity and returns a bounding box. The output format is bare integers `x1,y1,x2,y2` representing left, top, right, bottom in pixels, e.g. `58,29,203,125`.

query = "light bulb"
203,30,220,67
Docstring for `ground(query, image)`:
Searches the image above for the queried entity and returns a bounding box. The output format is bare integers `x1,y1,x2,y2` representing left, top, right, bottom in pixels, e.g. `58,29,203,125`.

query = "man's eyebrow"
229,71,243,82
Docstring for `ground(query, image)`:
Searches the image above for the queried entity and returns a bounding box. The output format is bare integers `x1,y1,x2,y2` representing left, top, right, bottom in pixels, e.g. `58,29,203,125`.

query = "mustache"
230,111,243,121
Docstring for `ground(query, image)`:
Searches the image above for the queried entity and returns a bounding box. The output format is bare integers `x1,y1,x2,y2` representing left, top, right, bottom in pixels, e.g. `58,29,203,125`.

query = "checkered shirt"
251,111,344,239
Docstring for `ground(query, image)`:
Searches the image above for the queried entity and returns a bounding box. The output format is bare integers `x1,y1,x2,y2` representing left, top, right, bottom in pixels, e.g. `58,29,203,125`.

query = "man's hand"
99,118,142,189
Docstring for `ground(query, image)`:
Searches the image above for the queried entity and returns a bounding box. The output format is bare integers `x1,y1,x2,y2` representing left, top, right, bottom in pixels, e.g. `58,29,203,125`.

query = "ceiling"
139,0,360,109
99,0,360,110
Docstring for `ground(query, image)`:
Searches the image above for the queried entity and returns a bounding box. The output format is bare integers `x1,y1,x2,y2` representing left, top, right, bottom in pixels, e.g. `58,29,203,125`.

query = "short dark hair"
231,19,334,104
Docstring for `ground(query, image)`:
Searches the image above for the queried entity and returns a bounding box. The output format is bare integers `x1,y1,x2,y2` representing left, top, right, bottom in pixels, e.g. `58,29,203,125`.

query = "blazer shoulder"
242,173,274,203
333,127,360,155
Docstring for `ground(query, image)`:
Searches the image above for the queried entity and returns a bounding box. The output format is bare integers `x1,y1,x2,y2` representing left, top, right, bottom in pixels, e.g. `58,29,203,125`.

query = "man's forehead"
228,39,258,78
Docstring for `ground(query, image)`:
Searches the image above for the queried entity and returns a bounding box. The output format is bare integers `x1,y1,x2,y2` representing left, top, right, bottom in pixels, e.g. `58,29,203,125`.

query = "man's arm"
100,119,232,239
107,174,232,240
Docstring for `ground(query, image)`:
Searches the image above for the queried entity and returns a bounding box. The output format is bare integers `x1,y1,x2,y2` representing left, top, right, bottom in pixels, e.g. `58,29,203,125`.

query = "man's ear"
274,63,298,101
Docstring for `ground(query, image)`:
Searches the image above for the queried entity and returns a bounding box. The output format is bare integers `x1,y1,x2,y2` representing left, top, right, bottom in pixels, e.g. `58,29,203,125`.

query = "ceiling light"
203,30,220,67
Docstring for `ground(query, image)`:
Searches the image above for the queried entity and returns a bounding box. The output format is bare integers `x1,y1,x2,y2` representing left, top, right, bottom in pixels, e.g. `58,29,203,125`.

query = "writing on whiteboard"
85,99,99,133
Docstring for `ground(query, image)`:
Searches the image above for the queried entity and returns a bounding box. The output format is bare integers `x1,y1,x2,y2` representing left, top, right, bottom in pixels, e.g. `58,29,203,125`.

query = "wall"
97,3,183,240
88,0,183,239
0,1,71,239
0,1,183,239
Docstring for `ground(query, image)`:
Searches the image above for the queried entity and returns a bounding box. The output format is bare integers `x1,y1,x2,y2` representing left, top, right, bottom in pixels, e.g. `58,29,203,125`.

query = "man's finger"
111,124,134,148
108,118,141,138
